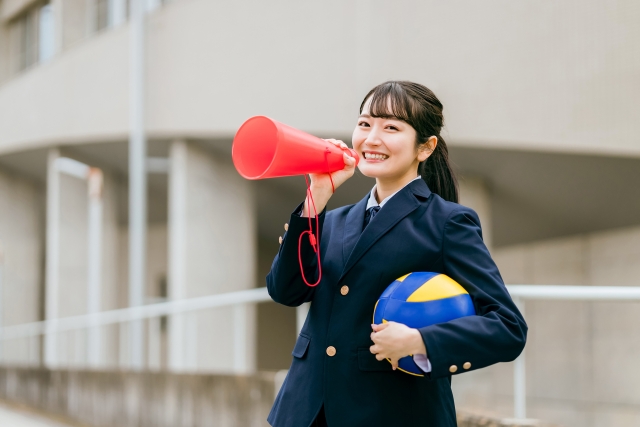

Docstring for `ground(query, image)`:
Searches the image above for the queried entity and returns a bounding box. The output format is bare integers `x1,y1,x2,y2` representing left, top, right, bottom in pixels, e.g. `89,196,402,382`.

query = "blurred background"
0,0,639,426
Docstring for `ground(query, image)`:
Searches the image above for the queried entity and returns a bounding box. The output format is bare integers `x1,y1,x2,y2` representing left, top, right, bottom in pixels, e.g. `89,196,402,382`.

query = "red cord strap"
297,174,333,287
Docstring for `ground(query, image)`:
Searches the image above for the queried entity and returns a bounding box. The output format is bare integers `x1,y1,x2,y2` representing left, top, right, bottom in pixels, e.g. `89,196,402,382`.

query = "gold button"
340,285,349,295
278,236,283,244
463,362,471,370
449,365,458,373
284,223,289,231
326,346,336,357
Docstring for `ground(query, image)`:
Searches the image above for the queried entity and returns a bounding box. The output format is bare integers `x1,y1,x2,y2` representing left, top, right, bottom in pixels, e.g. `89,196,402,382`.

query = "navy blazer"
266,179,527,427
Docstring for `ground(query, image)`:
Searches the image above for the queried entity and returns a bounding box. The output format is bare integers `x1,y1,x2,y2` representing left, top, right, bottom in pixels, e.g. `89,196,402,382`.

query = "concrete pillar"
168,140,187,371
45,148,61,368
168,141,257,373
458,176,493,250
57,164,90,367
99,171,122,368
128,0,147,371
86,169,103,368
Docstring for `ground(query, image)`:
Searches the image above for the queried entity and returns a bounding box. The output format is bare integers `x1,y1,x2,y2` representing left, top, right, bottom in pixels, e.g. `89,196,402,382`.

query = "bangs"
361,82,418,124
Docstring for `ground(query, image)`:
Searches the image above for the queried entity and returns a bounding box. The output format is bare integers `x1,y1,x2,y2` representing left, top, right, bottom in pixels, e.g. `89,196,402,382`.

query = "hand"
309,139,357,192
302,139,357,217
370,322,427,370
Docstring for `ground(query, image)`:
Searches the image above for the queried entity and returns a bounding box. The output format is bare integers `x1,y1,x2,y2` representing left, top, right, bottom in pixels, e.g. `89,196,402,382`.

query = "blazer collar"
340,179,431,281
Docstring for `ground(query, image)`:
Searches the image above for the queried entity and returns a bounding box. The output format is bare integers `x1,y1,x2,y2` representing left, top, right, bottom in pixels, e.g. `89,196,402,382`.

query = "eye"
358,121,370,127
386,125,399,131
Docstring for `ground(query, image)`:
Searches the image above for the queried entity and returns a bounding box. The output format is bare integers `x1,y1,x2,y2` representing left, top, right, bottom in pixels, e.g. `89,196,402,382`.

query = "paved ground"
0,402,74,427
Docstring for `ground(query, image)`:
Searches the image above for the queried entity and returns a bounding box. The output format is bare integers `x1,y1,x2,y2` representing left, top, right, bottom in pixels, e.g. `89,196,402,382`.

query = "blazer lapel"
341,194,369,267
340,179,432,281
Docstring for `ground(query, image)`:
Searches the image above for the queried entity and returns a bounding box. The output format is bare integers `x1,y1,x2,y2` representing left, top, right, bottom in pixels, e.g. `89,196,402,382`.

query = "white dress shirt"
367,176,432,373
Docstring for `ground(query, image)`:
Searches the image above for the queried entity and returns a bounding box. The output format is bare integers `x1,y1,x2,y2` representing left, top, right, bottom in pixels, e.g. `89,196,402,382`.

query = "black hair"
359,81,459,203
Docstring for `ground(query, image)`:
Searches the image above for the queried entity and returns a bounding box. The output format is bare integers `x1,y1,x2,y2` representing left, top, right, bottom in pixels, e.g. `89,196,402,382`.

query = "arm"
267,140,357,307
418,207,527,379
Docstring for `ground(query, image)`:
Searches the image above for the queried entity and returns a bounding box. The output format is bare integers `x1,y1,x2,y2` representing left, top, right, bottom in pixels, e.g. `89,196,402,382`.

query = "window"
9,1,56,73
38,3,55,62
94,0,128,32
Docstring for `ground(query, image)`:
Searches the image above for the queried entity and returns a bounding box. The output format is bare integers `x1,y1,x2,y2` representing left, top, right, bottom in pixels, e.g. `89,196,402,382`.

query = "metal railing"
0,287,273,372
1,285,640,420
508,285,640,420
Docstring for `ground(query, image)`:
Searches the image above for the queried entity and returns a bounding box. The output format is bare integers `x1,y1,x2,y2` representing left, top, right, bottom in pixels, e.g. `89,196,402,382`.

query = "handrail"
0,287,271,340
508,285,640,300
506,284,640,421
3,285,640,340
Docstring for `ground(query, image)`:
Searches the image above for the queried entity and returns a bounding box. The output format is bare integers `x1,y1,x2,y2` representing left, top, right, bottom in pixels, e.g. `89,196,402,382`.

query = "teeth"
365,153,389,160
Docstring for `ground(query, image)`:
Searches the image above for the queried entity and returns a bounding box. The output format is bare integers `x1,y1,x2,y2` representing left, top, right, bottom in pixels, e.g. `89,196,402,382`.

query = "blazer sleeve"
266,202,326,307
417,206,527,380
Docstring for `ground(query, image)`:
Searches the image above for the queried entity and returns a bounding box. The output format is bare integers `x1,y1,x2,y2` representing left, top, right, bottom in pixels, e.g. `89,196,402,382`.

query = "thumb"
390,358,399,370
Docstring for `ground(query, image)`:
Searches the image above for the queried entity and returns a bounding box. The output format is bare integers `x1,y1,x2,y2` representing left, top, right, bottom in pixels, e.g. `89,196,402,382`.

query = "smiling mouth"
363,152,389,160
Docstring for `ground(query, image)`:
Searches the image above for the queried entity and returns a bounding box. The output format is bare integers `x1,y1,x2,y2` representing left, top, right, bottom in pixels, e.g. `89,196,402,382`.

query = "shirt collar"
366,176,422,210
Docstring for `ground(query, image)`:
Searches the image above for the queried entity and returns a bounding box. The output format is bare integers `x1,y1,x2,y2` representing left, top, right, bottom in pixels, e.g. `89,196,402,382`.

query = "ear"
417,136,438,162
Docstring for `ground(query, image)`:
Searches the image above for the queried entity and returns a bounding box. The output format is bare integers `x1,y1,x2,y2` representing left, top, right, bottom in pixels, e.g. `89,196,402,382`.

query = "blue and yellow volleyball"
373,272,476,376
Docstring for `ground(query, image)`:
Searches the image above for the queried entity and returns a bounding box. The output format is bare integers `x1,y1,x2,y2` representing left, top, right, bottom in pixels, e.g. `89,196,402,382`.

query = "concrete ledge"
0,367,276,427
0,366,559,427
457,411,561,427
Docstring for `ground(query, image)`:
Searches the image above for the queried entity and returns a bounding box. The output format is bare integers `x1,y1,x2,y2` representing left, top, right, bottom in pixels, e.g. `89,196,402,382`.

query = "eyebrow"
359,113,402,122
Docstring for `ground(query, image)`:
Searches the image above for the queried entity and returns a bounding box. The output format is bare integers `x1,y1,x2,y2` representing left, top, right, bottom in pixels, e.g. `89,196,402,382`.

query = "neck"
374,169,420,203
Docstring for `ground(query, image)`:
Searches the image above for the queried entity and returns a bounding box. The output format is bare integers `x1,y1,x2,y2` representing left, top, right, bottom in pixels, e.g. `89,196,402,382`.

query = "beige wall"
1,0,639,156
61,0,90,50
453,224,640,427
458,176,493,249
0,168,43,326
0,167,43,364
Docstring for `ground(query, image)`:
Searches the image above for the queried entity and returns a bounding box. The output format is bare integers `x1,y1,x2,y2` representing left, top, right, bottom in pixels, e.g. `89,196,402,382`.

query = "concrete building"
0,0,639,426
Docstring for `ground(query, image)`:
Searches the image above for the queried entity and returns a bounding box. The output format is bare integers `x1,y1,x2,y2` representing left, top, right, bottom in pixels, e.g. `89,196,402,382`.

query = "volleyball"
373,272,476,376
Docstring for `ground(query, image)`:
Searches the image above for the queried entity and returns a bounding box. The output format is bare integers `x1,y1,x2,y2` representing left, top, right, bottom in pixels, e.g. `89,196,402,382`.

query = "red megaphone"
232,116,359,180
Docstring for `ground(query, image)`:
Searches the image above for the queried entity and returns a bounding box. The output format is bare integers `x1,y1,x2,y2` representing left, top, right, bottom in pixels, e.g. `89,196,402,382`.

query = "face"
352,97,434,182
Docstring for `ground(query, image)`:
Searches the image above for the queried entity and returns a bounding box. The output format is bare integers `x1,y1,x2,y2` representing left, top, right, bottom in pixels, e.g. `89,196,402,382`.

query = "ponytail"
419,135,458,203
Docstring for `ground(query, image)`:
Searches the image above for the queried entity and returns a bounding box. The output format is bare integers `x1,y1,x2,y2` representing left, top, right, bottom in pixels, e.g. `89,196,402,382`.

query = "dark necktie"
363,206,381,230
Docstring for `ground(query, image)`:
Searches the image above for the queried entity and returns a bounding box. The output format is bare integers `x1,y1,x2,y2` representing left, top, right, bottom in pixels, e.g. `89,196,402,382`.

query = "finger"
391,360,398,370
375,354,385,361
374,322,390,330
343,154,356,169
324,138,340,147
370,345,380,354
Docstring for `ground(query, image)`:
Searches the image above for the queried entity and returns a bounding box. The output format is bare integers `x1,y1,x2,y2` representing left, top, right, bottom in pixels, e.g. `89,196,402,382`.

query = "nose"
364,126,383,146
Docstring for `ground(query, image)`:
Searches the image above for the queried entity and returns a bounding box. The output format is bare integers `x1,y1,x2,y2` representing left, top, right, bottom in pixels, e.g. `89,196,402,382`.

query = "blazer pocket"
357,347,393,372
292,334,310,359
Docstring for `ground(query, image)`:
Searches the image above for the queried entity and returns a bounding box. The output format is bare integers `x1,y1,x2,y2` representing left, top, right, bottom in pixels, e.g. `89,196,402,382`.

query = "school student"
266,81,527,427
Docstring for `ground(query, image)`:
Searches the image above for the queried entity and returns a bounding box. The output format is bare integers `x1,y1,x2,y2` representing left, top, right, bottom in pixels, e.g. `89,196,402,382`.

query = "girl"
266,81,527,427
